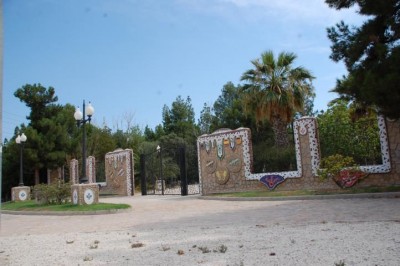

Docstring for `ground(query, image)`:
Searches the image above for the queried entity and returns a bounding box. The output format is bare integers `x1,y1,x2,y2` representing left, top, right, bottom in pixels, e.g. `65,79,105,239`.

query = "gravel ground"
1,195,400,266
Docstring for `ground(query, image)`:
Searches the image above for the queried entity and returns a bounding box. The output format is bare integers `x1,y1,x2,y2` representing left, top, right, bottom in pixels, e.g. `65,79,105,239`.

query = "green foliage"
211,82,250,131
14,83,58,125
9,85,80,188
253,142,297,173
318,154,358,180
2,200,130,212
160,96,200,184
162,96,199,140
326,0,400,118
317,100,381,165
201,81,297,173
159,133,198,184
240,50,314,147
198,103,213,134
34,182,71,205
240,50,315,123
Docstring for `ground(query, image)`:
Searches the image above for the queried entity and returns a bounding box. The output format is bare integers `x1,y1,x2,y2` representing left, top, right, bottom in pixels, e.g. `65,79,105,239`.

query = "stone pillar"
70,159,79,185
105,149,135,196
11,186,31,202
87,156,96,183
71,183,99,205
296,117,320,178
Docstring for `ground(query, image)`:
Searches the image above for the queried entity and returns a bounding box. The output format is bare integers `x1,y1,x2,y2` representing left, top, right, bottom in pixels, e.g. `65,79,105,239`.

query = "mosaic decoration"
229,137,236,150
11,186,31,202
87,156,96,183
84,188,95,205
197,116,391,192
216,139,225,160
197,128,252,189
260,175,285,190
249,117,321,180
69,156,96,184
227,155,242,173
18,190,28,201
205,159,217,174
215,169,230,185
70,159,79,185
359,115,391,173
205,141,211,153
333,169,368,188
105,149,134,196
197,118,318,190
296,117,320,176
72,189,78,204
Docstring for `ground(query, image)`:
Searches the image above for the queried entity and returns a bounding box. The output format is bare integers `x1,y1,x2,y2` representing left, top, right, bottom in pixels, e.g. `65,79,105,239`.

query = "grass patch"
1,200,130,212
209,186,400,198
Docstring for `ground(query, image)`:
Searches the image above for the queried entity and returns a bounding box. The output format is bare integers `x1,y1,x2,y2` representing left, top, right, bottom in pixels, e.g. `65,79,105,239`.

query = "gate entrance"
140,146,199,196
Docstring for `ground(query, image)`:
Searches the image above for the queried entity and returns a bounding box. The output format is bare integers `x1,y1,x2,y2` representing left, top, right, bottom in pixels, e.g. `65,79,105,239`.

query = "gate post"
179,146,188,196
140,154,147,196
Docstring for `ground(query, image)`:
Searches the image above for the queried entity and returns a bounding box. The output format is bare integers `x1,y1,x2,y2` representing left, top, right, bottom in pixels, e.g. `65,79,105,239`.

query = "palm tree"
241,50,314,147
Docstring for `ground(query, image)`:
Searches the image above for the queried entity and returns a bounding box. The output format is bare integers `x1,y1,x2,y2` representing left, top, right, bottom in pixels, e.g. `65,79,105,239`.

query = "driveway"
1,195,399,265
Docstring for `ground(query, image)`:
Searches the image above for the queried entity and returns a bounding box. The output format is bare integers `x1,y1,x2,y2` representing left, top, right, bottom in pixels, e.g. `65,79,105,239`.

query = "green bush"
318,154,359,180
34,182,71,205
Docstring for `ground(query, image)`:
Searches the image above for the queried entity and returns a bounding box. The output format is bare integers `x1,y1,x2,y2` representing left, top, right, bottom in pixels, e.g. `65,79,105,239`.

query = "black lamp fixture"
15,133,27,186
74,100,94,183
156,145,164,195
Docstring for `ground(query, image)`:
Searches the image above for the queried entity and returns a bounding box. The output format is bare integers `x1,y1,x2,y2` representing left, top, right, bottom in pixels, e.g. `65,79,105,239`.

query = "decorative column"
87,156,96,183
70,159,79,185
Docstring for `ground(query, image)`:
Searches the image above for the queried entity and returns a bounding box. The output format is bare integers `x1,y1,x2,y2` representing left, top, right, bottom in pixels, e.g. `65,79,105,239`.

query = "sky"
2,0,365,141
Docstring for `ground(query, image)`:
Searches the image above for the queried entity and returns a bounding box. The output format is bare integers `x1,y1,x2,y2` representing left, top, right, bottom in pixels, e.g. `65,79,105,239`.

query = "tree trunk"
35,168,40,185
271,116,289,148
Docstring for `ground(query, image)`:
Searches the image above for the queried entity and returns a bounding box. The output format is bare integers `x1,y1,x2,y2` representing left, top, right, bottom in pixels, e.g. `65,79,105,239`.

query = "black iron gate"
140,146,199,196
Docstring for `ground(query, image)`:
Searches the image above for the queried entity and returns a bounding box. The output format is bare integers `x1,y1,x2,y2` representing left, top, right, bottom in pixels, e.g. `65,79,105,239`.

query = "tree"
317,99,381,165
13,84,76,184
198,103,213,135
326,0,400,118
162,96,199,141
240,50,314,147
14,84,58,127
211,82,251,131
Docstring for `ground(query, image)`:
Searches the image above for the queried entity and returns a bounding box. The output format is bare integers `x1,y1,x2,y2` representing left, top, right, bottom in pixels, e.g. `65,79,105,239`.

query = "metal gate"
140,146,199,196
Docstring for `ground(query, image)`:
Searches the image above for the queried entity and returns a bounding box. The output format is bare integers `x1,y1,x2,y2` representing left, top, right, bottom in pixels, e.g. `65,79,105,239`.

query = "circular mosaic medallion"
18,189,28,201
215,169,230,185
299,125,307,135
84,188,95,205
227,155,242,173
72,189,78,205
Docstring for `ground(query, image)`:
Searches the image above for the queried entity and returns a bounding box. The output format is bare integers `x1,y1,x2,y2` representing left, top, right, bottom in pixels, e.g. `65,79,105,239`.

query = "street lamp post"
15,133,27,186
156,145,164,195
74,100,94,184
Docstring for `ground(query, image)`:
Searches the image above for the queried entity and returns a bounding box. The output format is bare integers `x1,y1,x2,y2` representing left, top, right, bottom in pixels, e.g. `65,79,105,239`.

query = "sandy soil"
1,195,399,266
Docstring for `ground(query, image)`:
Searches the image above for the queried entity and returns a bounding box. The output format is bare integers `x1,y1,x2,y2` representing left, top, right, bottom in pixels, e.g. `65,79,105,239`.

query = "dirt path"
1,195,399,265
